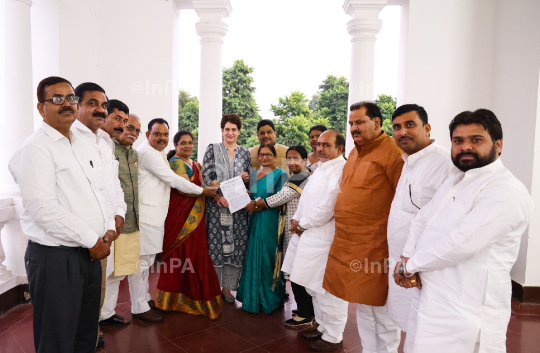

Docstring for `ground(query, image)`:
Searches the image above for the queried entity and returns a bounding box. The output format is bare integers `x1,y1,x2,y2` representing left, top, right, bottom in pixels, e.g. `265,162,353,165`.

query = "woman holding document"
155,131,222,319
236,144,289,313
202,114,251,304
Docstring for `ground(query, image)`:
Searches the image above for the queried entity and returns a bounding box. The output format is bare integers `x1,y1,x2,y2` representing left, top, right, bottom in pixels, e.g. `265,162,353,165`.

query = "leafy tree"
308,93,320,111
222,60,261,147
375,94,397,137
313,75,349,135
270,91,313,147
178,91,200,159
270,91,312,127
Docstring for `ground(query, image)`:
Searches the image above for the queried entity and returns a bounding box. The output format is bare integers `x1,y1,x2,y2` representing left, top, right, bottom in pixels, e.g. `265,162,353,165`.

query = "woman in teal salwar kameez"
236,144,289,314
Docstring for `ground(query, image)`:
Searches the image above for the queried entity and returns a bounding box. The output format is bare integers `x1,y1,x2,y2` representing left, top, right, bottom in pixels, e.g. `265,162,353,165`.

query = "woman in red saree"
155,130,222,320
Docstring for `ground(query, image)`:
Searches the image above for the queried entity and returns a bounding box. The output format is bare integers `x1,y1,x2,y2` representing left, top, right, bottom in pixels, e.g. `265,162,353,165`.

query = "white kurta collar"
319,155,345,171
41,121,72,142
402,140,438,165
464,157,504,177
72,119,108,145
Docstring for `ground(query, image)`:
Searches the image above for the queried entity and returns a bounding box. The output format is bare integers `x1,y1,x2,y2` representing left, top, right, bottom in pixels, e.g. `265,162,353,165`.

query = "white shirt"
403,159,533,353
137,141,203,255
9,122,113,248
71,120,127,219
386,141,452,330
282,155,346,294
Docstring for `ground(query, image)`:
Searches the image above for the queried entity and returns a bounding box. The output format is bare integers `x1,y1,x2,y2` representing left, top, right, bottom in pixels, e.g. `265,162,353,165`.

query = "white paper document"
220,176,251,213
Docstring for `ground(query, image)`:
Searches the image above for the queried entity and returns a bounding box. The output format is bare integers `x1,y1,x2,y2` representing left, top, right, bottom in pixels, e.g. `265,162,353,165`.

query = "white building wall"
402,0,496,149
402,0,540,287
490,0,540,286
31,0,180,149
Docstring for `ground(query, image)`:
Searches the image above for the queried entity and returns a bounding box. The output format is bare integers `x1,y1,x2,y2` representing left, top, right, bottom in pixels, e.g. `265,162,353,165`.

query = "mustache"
113,127,124,133
352,131,361,136
93,111,107,119
58,106,74,114
457,151,479,159
127,134,136,140
158,139,167,144
399,136,413,141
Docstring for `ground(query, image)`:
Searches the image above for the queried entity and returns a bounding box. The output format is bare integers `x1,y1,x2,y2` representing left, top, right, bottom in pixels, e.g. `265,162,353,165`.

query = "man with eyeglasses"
71,82,127,349
9,76,112,352
132,118,218,322
100,113,142,326
385,104,452,351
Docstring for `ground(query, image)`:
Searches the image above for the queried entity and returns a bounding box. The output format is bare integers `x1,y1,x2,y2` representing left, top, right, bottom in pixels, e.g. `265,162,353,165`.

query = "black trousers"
25,241,101,353
291,281,315,318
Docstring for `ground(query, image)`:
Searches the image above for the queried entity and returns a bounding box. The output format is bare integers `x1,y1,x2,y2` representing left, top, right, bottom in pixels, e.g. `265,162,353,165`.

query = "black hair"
37,76,74,103
308,124,328,135
167,130,194,161
148,118,169,132
331,130,346,151
350,101,382,126
107,99,129,116
258,143,277,157
257,119,275,132
74,82,107,102
392,104,428,125
221,114,242,130
286,146,308,160
449,109,503,141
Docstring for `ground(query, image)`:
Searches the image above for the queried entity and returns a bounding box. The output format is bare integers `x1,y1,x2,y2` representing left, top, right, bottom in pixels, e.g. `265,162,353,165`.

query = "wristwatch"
254,197,261,209
297,224,306,232
398,262,414,278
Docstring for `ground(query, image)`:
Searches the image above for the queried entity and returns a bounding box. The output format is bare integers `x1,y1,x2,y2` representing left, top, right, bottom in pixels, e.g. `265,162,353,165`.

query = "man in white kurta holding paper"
394,109,533,353
283,130,347,352
385,104,453,349
133,118,218,322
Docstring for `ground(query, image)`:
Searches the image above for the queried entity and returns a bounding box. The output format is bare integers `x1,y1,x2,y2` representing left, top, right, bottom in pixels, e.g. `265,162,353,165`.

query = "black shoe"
285,316,314,327
292,309,299,316
301,329,323,341
96,338,105,350
309,338,343,352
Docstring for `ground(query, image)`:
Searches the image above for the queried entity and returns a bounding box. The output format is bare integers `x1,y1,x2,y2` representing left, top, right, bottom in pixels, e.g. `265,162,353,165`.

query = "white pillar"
343,0,387,155
193,0,232,162
1,0,34,197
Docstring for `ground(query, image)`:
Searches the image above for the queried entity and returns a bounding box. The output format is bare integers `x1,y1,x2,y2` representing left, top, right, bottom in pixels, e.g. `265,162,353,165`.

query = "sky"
178,1,401,120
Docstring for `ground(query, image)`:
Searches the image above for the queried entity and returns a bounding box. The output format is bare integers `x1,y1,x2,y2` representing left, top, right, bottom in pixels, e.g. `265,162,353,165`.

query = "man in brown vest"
323,101,404,353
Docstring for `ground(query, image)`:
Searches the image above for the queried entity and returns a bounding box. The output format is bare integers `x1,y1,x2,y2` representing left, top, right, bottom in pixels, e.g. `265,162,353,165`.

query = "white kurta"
386,141,452,331
281,155,346,294
137,141,202,255
403,158,533,353
71,120,127,276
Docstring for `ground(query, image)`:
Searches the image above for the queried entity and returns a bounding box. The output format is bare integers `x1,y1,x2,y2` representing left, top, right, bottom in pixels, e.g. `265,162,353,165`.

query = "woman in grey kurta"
202,114,251,302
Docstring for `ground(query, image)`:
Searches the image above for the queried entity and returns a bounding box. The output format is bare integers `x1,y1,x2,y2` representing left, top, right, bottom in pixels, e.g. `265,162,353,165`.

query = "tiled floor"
1,270,539,353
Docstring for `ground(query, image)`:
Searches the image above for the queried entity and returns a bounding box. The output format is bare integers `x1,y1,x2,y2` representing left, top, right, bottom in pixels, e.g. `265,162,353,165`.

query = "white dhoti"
305,288,349,344
356,302,401,353
403,288,421,353
128,253,156,314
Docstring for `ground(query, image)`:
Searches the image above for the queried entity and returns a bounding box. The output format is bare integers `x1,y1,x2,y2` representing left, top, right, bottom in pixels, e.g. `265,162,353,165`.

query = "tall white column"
343,0,387,155
1,0,35,197
193,0,232,162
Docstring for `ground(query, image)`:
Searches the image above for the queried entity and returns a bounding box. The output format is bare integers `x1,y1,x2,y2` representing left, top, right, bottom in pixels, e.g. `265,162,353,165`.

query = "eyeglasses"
125,124,141,135
258,153,275,158
42,95,79,105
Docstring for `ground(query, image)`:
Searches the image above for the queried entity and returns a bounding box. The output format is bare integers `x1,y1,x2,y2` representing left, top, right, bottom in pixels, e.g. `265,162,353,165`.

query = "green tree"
222,60,261,147
270,91,312,124
313,75,349,135
375,94,397,137
178,91,200,159
270,91,313,147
